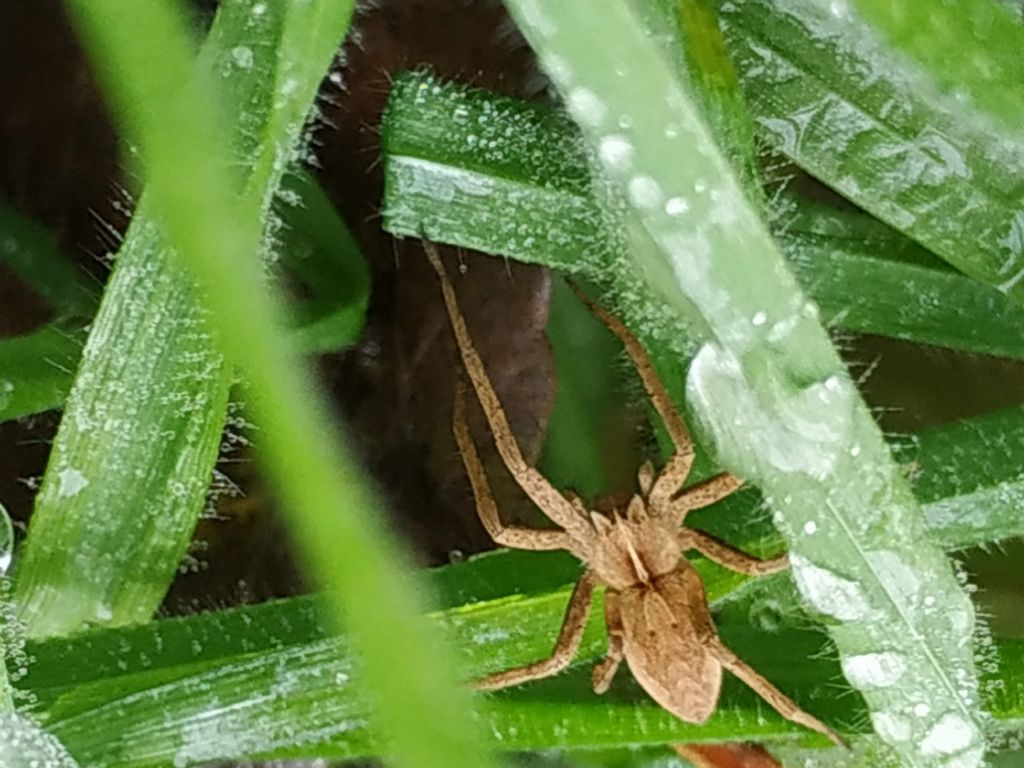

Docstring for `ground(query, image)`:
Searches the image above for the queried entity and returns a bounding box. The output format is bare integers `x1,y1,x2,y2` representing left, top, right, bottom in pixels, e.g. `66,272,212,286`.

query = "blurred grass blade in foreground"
59,1,496,768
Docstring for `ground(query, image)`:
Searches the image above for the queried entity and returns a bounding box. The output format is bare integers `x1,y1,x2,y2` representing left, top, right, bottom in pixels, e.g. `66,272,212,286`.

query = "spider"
423,241,843,746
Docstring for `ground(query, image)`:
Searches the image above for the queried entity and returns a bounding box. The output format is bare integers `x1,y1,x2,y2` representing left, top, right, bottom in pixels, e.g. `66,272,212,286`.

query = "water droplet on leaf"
0,499,12,576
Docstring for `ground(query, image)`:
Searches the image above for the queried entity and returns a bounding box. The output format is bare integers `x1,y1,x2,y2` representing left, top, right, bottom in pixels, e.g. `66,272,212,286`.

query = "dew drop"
627,176,662,209
598,135,633,170
841,651,906,688
919,713,978,756
790,552,873,620
752,311,768,326
914,702,931,717
566,88,606,127
58,467,89,498
871,710,912,742
230,46,254,70
803,520,817,535
0,499,12,576
665,196,689,216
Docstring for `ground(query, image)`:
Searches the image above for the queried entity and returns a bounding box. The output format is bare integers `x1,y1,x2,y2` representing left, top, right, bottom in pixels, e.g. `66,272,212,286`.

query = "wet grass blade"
718,0,1024,300
59,2,495,768
0,201,97,318
850,0,1024,136
0,325,84,422
381,73,1024,362
12,0,299,639
17,424,1024,765
504,1,984,764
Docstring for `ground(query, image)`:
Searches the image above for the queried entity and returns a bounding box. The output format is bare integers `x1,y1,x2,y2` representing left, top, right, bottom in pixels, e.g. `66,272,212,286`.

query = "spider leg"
669,472,744,526
592,589,624,693
679,529,789,576
567,281,693,511
425,242,590,539
454,379,570,551
707,637,847,747
474,571,598,690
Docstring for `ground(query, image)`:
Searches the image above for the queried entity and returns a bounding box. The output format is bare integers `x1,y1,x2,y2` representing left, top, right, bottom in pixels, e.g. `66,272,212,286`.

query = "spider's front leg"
668,471,744,526
474,571,598,690
453,378,569,552
568,283,694,510
679,529,789,576
425,241,591,541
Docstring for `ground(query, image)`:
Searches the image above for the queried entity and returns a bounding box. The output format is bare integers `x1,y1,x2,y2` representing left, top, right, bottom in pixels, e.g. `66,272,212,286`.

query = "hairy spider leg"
567,282,694,511
425,241,590,539
473,571,598,690
452,378,570,552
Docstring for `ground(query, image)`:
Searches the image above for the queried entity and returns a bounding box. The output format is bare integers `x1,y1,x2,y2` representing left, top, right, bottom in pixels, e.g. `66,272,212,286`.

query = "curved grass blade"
717,0,1024,300
12,0,299,639
0,174,367,426
0,324,84,422
504,1,984,765
0,200,97,318
381,73,1024,362
278,171,370,354
61,2,495,768
17,446,1024,766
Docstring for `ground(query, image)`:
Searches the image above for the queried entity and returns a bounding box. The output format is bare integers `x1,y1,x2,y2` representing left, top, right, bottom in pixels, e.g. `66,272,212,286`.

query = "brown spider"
423,242,843,746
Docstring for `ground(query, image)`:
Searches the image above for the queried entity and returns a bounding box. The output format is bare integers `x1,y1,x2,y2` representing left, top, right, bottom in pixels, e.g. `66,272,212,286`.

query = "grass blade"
504,1,984,764
17,413,1024,765
12,210,234,636
850,0,1024,136
277,171,370,354
0,325,84,422
12,0,306,638
718,0,1024,299
0,200,96,317
0,174,367,425
61,2,495,768
381,73,1024,361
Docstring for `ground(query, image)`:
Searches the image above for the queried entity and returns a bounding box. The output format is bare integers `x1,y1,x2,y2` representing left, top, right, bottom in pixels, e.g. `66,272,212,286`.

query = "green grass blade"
62,3,494,768
0,324,84,422
0,200,97,317
903,403,1024,550
718,0,1024,300
539,278,625,499
12,0,305,638
16,427,1024,765
278,171,370,354
12,212,234,636
0,174,366,426
381,73,1024,361
0,712,79,767
850,0,1024,136
504,1,983,765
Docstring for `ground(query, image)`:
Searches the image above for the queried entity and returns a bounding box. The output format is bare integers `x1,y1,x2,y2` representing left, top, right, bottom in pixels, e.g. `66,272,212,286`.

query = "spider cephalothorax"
425,241,843,745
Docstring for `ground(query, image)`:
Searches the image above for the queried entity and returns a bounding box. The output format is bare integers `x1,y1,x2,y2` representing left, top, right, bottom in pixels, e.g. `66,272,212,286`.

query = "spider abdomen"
618,565,723,724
